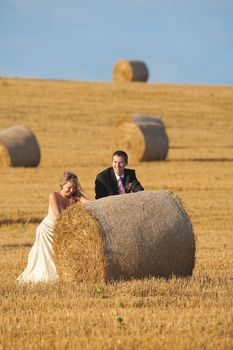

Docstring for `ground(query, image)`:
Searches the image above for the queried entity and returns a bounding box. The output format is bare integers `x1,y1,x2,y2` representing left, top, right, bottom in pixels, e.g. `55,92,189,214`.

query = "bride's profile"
17,171,88,283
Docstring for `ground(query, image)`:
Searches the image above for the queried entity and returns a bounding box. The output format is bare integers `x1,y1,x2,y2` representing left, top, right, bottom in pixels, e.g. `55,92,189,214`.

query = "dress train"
17,205,59,283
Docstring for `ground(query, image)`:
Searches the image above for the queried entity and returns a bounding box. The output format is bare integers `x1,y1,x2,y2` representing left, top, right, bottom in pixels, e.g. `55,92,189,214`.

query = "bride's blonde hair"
59,171,86,200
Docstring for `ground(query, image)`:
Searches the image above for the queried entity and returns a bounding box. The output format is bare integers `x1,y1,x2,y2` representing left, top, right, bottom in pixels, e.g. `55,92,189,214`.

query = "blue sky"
1,0,233,85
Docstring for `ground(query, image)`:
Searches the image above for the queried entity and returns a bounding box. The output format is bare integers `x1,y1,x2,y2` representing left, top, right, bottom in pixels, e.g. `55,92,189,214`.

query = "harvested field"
0,77,233,349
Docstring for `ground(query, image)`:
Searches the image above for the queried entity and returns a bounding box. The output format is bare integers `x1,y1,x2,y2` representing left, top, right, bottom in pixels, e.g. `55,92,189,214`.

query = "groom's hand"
126,181,143,193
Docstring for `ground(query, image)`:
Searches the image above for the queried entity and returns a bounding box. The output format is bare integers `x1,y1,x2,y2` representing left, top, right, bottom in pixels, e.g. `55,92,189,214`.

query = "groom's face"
112,155,127,176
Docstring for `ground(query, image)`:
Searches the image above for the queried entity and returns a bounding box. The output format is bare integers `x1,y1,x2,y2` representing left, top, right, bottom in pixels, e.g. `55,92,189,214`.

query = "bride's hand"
80,196,89,203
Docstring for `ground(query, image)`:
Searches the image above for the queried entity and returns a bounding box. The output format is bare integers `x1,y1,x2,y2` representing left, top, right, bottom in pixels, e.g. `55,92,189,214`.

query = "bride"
17,171,88,283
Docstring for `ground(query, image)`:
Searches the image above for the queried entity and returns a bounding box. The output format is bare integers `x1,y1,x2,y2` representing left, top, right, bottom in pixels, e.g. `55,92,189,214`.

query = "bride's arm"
79,196,89,203
49,192,62,218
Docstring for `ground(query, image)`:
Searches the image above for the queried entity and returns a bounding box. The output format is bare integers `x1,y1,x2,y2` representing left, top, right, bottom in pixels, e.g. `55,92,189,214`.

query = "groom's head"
112,150,128,176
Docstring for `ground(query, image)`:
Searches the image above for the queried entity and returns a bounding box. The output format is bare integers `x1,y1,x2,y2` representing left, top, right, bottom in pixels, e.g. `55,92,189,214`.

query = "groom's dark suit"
95,167,144,199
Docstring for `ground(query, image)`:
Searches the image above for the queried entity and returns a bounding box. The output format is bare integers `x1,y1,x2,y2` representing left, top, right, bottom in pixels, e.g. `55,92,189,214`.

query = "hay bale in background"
54,191,195,283
114,121,169,161
0,142,11,166
113,60,149,82
0,125,40,167
116,114,165,127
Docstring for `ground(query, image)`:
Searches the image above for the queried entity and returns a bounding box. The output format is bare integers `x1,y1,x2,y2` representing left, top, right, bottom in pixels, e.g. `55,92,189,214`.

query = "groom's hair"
112,150,128,163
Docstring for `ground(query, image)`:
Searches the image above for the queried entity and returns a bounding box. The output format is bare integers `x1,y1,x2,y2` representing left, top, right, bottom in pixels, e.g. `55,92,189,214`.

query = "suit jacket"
95,167,144,199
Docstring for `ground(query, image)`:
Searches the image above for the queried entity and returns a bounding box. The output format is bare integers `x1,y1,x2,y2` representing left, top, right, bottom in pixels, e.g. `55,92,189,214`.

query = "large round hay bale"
0,125,40,167
113,121,169,161
113,60,149,82
53,191,195,283
116,114,164,127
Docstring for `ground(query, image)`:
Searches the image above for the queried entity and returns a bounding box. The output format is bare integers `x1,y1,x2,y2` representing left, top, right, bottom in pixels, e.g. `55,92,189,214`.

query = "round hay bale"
0,125,40,167
53,190,195,283
113,60,149,82
116,114,164,127
113,122,169,162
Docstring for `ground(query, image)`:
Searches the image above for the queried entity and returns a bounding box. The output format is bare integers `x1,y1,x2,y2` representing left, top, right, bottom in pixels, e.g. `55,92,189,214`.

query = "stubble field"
0,77,233,349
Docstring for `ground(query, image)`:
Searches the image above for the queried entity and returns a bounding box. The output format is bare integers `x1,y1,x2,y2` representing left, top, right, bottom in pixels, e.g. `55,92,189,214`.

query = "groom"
95,150,144,199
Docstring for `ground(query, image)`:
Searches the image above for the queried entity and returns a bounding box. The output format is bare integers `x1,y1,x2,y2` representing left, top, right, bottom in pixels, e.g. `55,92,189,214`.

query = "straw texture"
0,125,40,167
53,204,105,283
114,121,169,161
113,60,149,82
53,190,195,283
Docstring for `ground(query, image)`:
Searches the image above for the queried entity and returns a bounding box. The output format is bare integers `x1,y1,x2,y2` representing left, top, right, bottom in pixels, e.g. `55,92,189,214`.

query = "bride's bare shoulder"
49,191,60,202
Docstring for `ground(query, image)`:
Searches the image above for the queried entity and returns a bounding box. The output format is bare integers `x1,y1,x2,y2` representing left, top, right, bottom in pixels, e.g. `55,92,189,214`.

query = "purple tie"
119,176,125,194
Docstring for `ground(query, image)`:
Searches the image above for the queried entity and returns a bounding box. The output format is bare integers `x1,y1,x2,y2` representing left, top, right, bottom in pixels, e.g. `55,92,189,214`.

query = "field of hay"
0,77,233,349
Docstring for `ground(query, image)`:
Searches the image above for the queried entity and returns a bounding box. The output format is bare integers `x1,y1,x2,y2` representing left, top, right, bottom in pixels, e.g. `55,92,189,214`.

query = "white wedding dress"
17,205,60,283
